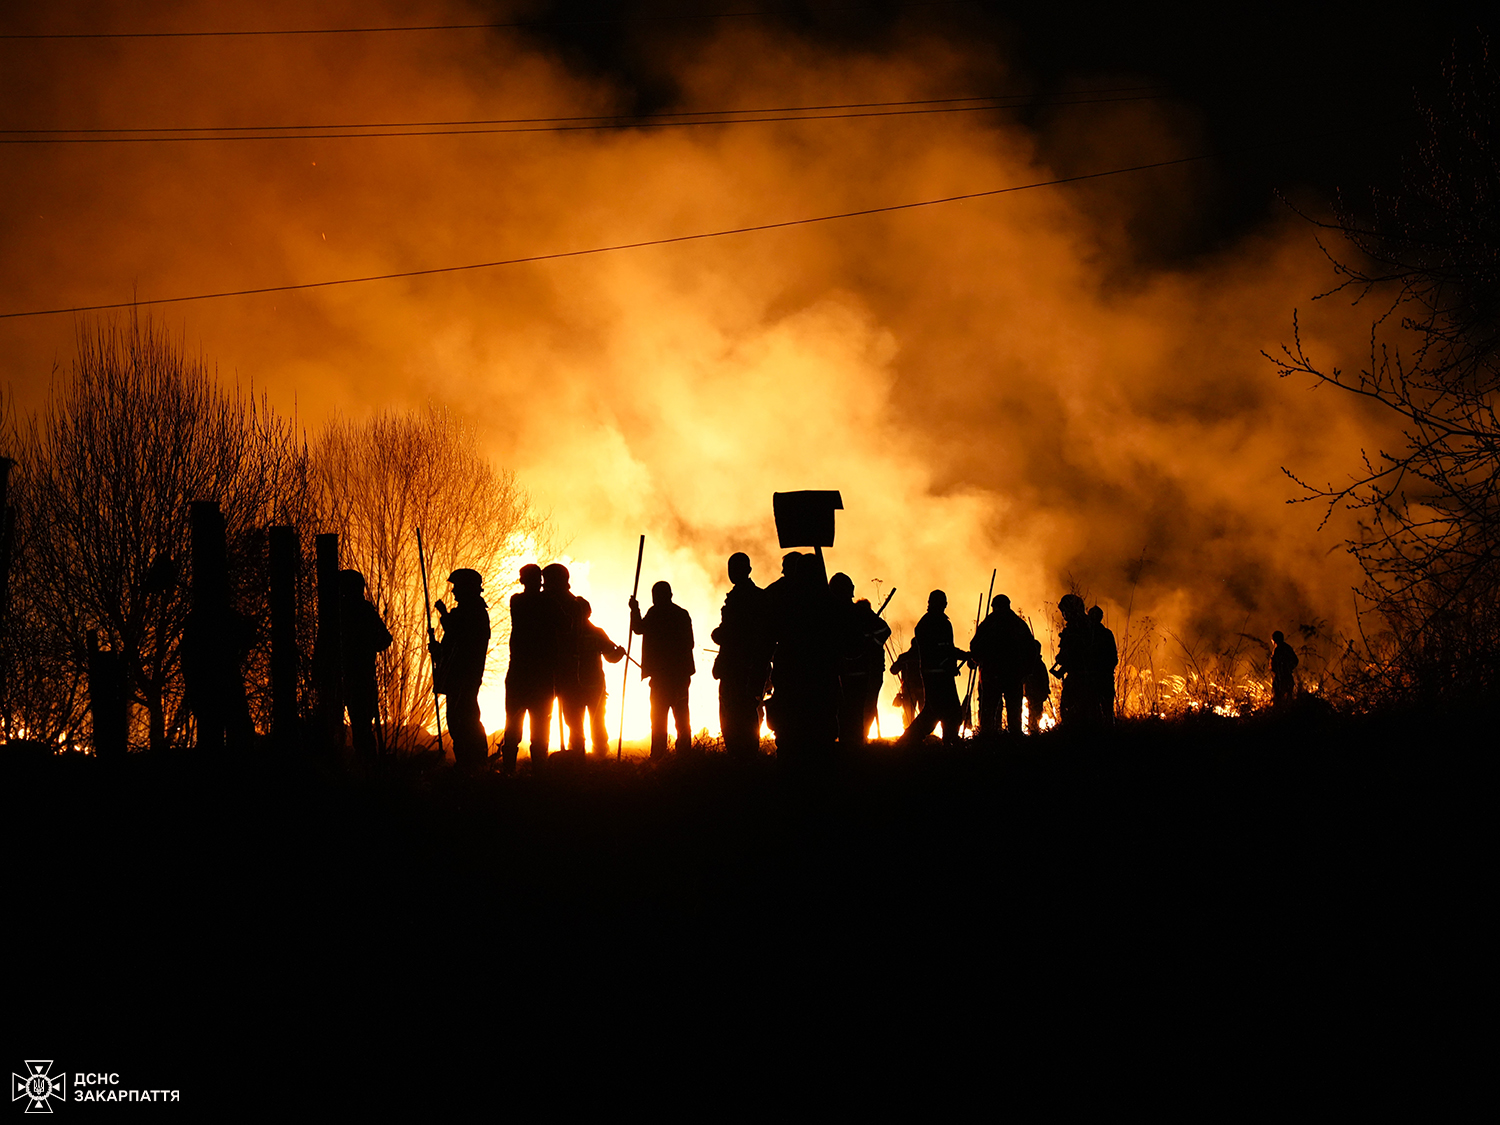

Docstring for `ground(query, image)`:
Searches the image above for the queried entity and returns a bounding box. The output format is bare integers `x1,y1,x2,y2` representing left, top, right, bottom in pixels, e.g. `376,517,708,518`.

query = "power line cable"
0,90,1173,144
1,124,1396,322
0,85,1171,137
0,3,977,41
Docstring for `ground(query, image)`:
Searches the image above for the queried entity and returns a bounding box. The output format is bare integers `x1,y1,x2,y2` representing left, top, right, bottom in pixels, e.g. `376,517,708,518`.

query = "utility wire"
0,3,976,40
0,91,1172,144
0,85,1171,137
0,131,1381,322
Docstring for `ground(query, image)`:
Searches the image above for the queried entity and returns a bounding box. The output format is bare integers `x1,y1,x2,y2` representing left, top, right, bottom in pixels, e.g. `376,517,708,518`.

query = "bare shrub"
312,406,553,751
1271,42,1500,706
9,315,313,750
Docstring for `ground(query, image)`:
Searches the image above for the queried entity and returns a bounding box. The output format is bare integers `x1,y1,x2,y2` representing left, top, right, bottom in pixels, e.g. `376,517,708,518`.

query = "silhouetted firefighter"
968,593,1034,736
856,596,890,743
1052,593,1102,730
431,568,489,771
630,579,695,760
765,490,844,762
501,564,550,772
1271,630,1299,708
572,598,625,758
1089,605,1118,726
829,572,890,751
339,570,394,761
1023,638,1050,733
183,501,254,753
765,551,839,761
898,590,969,747
542,563,585,758
890,642,924,728
711,552,771,759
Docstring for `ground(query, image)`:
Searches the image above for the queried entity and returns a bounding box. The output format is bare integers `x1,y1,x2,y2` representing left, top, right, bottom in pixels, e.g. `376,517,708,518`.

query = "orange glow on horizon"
0,0,1392,720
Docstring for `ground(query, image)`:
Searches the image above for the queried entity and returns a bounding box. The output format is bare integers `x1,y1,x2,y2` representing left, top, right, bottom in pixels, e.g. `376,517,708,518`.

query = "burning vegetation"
4,14,1494,1115
0,313,1454,758
1,9,1496,753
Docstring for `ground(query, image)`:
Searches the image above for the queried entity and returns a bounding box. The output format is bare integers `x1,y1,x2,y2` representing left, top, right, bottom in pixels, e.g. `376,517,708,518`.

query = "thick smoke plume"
0,1,1393,735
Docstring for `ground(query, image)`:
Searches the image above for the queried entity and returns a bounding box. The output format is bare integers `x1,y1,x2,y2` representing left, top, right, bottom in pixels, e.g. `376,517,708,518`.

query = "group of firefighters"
338,551,1303,769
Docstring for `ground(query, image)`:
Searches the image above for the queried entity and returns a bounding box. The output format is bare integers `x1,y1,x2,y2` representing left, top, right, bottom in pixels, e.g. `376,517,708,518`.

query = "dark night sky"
512,0,1495,248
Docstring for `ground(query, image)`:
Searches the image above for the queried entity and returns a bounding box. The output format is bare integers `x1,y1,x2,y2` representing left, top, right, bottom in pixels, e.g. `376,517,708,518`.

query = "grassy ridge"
7,710,1481,1107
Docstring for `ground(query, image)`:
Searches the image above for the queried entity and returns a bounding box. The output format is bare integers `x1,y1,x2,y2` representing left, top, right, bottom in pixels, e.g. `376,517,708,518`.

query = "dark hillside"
7,713,1482,1110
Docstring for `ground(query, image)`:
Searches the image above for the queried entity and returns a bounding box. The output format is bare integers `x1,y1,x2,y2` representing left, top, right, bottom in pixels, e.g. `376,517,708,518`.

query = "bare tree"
1270,40,1500,702
13,315,314,750
313,406,552,750
1,393,82,746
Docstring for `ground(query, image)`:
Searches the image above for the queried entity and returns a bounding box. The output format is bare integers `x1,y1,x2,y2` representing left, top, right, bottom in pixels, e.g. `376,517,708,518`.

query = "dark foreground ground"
5,708,1486,1113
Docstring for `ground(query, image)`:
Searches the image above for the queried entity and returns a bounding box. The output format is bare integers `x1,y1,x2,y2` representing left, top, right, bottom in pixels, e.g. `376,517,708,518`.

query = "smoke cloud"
0,1,1393,734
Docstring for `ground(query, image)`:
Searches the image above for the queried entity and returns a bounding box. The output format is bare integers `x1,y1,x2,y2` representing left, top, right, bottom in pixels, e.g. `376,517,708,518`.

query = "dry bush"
313,406,553,751
1271,42,1500,707
6,315,313,749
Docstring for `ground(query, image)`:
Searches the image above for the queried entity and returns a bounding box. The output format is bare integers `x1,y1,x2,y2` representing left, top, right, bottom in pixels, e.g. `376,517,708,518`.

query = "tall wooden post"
313,533,343,757
87,629,128,759
268,525,300,744
189,500,231,753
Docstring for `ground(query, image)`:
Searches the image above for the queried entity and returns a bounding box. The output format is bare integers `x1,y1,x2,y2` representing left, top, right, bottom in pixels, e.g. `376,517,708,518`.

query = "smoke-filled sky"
3,1,1491,731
